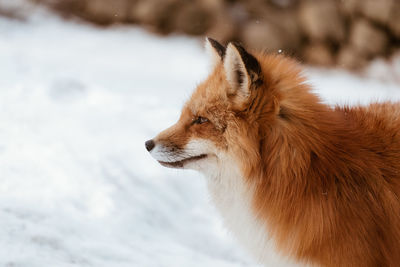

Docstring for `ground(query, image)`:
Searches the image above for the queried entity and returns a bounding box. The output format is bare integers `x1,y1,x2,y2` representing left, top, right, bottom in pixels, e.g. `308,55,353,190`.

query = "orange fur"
151,46,400,266
245,55,400,266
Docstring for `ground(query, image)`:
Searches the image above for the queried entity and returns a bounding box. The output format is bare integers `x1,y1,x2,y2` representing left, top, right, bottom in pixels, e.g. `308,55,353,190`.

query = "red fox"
145,38,400,267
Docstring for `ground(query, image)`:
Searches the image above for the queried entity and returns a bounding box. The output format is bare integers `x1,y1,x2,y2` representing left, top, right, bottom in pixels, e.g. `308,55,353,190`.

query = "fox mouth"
158,154,208,168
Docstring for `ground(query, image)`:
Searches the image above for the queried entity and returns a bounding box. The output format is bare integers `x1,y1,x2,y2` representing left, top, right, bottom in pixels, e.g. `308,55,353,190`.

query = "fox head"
145,38,306,178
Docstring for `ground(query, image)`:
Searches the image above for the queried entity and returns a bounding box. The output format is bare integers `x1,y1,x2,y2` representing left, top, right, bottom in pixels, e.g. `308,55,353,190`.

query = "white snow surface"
1,6,400,267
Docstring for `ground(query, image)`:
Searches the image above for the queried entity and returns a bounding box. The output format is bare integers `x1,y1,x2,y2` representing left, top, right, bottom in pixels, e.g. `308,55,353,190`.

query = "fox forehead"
185,65,231,116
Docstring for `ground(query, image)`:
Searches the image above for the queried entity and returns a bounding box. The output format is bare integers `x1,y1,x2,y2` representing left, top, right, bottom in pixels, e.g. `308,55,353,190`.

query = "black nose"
145,139,155,152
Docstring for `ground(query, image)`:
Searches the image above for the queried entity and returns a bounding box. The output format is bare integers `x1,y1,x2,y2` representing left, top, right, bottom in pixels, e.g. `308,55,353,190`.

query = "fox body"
146,39,400,267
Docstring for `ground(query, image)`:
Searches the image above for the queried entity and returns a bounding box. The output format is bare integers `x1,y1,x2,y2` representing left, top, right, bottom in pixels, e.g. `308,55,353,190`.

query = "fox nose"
145,139,155,152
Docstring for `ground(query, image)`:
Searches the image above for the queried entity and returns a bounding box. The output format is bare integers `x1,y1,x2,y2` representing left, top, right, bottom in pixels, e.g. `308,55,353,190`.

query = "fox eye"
192,116,209,125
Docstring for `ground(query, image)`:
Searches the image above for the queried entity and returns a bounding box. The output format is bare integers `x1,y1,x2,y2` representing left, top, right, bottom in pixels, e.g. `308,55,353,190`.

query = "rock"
129,0,181,34
337,45,368,70
360,0,394,25
85,0,130,24
205,2,248,44
206,10,237,45
299,0,345,43
173,3,213,35
241,8,301,54
35,0,85,18
241,20,295,54
390,50,400,80
0,0,35,19
388,2,400,38
198,0,225,11
302,43,334,66
241,20,281,52
266,8,302,52
269,0,298,9
228,2,249,24
349,19,388,57
339,0,360,16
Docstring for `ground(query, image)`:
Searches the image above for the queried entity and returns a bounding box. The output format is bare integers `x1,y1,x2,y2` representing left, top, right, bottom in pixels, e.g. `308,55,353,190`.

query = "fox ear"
224,42,262,104
205,37,225,66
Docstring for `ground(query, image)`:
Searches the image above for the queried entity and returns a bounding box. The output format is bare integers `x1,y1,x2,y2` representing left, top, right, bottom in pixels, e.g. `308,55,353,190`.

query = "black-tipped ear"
206,37,225,60
230,42,261,84
224,42,262,105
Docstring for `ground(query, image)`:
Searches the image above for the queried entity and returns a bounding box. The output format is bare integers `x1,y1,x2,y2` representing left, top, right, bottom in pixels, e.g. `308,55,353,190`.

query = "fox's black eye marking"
192,116,209,125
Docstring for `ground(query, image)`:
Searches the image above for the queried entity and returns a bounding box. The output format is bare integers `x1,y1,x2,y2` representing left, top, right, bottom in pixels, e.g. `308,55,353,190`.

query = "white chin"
158,154,208,169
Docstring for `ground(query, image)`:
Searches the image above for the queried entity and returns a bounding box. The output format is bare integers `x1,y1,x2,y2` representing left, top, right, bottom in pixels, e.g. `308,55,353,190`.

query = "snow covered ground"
1,5,400,267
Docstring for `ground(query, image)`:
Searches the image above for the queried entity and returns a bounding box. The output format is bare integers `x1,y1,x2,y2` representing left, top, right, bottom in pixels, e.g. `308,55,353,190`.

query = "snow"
1,5,400,267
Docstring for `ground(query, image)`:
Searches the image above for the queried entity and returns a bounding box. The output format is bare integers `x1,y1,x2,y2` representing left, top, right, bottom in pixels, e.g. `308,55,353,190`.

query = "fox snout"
145,135,212,170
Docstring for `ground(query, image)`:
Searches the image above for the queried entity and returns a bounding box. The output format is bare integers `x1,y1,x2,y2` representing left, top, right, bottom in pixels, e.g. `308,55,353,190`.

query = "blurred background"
0,1,399,267
9,0,400,70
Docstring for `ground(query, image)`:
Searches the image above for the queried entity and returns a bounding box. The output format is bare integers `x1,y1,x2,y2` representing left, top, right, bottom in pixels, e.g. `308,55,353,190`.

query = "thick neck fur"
230,55,400,266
